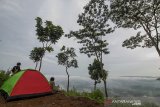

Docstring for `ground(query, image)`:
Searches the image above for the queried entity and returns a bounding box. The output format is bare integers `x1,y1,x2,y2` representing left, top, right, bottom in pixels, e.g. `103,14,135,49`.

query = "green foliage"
57,46,78,68
64,89,104,103
56,46,78,92
88,59,108,97
110,0,160,56
35,17,64,44
30,17,64,71
29,47,45,63
66,0,113,59
0,70,10,87
88,59,102,90
89,59,108,81
29,47,45,70
88,89,104,102
101,69,108,81
66,0,111,98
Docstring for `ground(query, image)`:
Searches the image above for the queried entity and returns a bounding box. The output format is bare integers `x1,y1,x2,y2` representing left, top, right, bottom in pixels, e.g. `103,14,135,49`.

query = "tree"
88,59,108,95
34,17,64,71
88,59,101,90
56,46,78,92
29,47,45,70
110,0,160,57
66,0,113,97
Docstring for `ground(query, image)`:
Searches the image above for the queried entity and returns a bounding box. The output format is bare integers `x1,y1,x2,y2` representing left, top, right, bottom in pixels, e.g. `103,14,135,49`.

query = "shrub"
0,70,10,87
90,89,104,101
64,88,104,103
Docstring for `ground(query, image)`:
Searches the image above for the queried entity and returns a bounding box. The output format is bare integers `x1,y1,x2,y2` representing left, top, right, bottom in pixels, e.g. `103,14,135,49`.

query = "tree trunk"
155,46,160,57
35,62,38,70
39,57,43,72
103,80,108,98
140,21,160,57
66,67,70,92
94,81,97,90
100,37,108,97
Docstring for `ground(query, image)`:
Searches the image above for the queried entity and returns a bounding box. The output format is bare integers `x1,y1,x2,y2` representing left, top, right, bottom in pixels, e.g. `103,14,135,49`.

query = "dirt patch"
0,92,104,107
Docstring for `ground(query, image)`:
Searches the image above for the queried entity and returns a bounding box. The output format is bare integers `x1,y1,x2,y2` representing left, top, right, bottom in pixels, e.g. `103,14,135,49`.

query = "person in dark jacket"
11,62,21,74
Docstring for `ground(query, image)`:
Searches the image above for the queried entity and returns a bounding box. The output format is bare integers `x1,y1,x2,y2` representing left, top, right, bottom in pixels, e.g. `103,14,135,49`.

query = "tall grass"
64,88,104,103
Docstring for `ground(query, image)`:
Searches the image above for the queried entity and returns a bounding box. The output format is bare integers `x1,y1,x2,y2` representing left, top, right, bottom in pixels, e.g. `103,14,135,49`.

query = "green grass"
64,88,104,103
54,85,60,91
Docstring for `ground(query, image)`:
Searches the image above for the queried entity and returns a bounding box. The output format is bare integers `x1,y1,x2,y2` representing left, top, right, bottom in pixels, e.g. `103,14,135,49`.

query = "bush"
0,70,10,87
64,89,104,103
80,89,104,103
90,89,104,101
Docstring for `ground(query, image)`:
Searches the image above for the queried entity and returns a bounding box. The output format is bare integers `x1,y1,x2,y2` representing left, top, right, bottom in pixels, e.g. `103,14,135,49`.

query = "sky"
0,0,160,78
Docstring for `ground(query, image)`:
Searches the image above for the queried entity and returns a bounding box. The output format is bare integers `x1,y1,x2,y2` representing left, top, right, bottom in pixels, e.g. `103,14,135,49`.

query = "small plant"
0,70,10,87
64,89,104,103
89,89,104,102
64,87,81,96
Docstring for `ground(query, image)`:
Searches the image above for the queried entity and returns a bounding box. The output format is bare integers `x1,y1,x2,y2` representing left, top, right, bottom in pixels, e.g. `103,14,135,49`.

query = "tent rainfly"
0,69,52,101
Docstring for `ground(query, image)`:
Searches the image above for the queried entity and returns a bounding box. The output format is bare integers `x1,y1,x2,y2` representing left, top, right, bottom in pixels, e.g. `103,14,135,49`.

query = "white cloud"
0,0,22,16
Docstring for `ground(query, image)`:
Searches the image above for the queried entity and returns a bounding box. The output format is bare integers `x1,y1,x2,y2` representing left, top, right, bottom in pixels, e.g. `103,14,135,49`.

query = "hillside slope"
0,92,103,107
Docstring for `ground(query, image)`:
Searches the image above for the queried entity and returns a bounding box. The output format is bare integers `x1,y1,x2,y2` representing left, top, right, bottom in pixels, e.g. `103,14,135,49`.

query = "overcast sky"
0,0,160,78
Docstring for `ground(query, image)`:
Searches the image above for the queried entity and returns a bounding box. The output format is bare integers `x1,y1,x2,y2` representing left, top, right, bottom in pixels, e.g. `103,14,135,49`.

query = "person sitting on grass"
50,77,55,91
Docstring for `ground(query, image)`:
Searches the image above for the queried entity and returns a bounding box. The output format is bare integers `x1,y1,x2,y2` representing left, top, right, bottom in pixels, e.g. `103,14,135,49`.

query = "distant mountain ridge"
120,76,158,78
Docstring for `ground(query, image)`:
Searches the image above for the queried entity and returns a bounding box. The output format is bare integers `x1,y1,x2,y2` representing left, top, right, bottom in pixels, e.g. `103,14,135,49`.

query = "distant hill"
120,76,158,78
